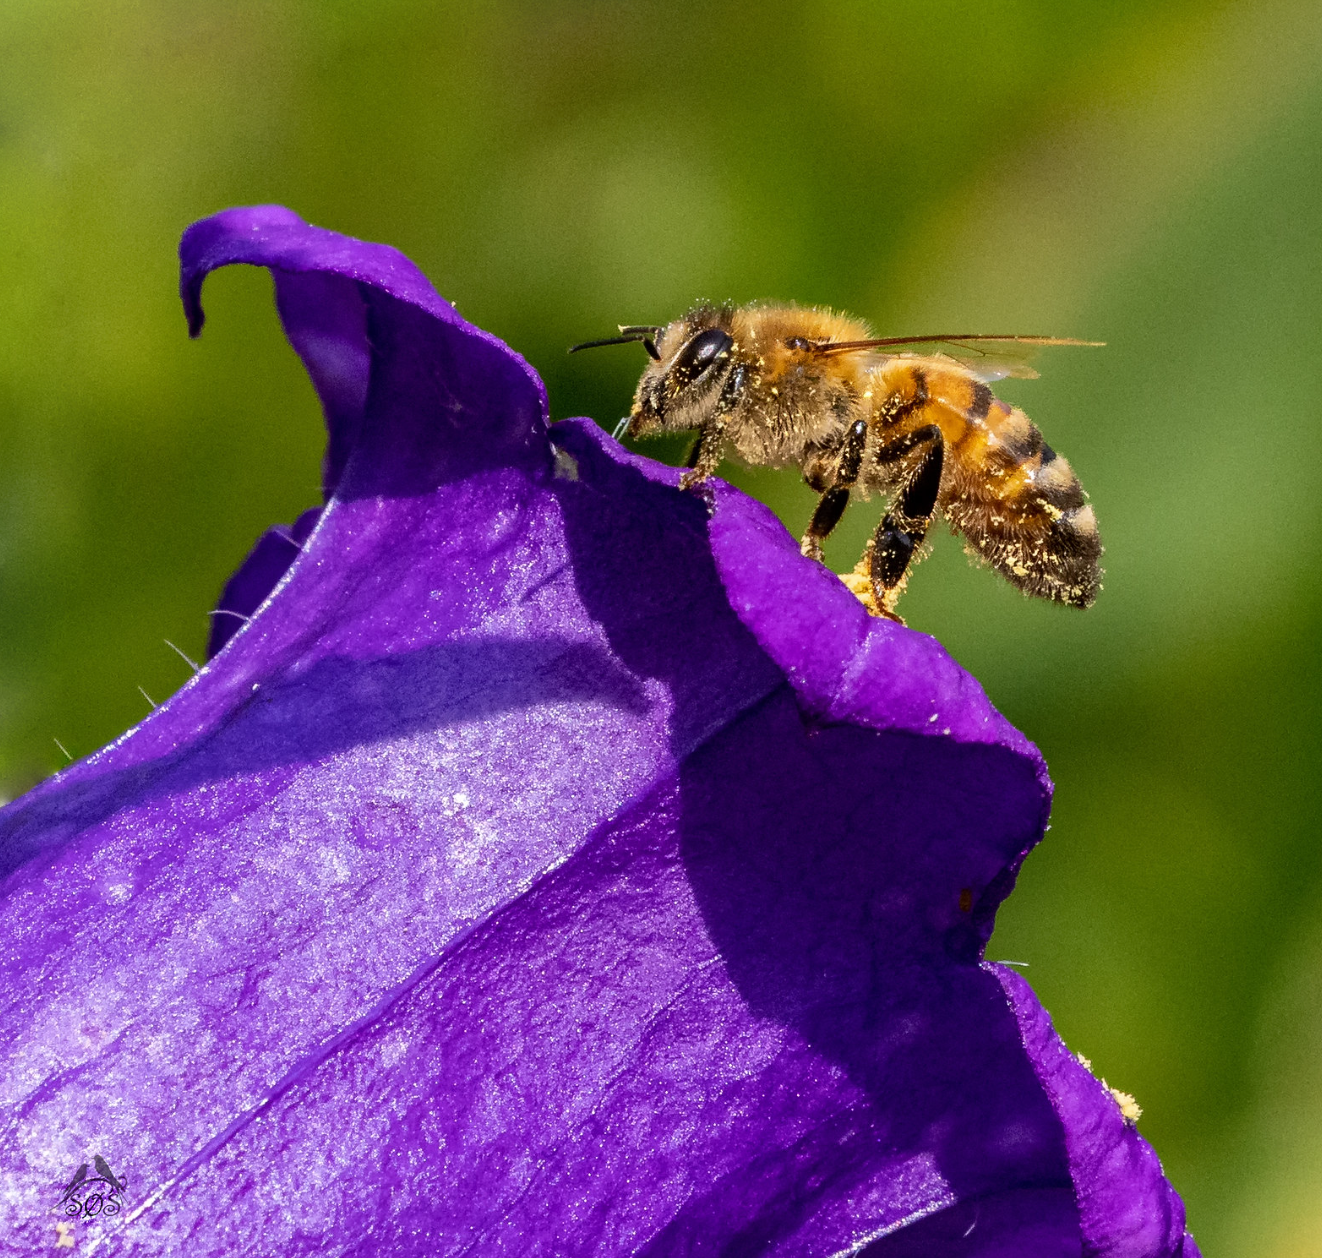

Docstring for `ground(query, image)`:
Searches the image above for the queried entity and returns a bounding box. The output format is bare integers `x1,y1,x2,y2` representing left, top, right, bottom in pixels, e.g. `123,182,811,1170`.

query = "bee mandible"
571,304,1103,621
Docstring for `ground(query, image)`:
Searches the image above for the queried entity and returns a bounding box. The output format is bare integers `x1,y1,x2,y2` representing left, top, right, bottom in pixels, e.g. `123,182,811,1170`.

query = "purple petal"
993,965,1201,1258
0,207,1193,1255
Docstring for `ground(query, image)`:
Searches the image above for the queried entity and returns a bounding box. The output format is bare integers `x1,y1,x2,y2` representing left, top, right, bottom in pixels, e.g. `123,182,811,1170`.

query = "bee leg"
679,363,748,492
868,427,945,619
800,419,868,562
678,420,727,491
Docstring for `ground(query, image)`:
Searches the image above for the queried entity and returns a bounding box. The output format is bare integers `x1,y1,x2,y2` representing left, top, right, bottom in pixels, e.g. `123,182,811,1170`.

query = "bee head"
627,306,737,439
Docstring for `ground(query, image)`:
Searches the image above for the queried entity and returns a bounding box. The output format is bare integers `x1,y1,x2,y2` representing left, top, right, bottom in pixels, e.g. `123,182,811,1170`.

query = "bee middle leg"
867,425,945,620
799,419,869,563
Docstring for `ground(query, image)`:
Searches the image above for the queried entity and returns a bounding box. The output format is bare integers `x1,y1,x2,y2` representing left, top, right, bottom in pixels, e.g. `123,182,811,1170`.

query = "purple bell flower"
0,206,1198,1256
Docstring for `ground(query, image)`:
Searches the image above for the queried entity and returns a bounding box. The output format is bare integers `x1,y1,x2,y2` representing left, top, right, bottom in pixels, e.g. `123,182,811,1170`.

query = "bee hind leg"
866,426,945,620
800,419,868,562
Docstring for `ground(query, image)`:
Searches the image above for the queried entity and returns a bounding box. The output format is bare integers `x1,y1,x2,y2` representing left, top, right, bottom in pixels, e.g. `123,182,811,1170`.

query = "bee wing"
808,334,1102,382
856,349,1039,383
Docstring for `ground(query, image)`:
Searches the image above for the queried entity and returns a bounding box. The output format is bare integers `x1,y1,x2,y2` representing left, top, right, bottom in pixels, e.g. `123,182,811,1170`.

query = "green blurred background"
2,0,1320,1249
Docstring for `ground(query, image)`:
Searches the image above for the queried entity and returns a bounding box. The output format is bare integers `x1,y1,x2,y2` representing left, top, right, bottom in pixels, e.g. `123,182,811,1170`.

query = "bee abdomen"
986,402,1038,461
1033,446,1087,512
950,409,1102,607
869,357,1103,608
1043,499,1102,606
1012,445,1102,606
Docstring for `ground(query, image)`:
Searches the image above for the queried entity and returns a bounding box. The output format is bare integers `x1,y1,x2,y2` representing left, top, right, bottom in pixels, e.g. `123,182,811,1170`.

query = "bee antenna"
569,326,663,360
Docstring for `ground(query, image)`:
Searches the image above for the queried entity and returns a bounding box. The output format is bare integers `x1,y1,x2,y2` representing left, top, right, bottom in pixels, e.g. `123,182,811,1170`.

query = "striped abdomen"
871,358,1103,607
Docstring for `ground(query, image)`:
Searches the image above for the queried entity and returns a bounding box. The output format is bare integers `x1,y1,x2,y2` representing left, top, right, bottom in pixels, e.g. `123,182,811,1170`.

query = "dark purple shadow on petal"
544,425,785,756
271,271,369,498
647,716,1071,1251
334,289,546,496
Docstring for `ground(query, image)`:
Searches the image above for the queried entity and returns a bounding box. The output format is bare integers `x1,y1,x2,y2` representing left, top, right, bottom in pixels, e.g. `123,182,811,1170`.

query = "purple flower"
0,206,1197,1256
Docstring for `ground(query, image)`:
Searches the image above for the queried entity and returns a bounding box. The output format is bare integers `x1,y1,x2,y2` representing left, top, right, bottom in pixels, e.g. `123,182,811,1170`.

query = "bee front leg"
800,419,868,563
678,363,748,492
867,425,944,620
678,419,727,491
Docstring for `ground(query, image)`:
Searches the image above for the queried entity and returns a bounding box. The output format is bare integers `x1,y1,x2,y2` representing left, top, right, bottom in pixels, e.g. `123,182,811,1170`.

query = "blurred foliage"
3,0,1322,1250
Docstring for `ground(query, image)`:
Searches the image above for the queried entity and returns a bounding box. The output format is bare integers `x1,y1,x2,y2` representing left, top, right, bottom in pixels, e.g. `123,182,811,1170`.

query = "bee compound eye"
677,328,733,379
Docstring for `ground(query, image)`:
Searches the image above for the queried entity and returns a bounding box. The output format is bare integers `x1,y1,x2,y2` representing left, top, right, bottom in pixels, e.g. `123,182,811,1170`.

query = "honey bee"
572,304,1103,620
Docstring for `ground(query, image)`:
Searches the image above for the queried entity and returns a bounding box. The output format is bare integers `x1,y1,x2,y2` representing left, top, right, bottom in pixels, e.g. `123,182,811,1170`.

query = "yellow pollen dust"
840,566,878,614
1075,1052,1143,1125
839,557,905,621
1109,1087,1143,1124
